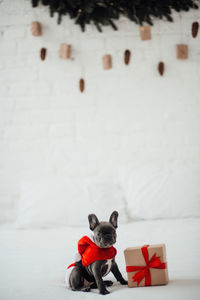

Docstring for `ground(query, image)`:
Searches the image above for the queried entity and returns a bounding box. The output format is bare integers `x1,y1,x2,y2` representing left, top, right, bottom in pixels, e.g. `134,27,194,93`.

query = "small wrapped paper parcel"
124,244,169,287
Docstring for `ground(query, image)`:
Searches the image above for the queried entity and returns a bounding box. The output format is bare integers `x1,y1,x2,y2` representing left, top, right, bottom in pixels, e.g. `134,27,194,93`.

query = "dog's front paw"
82,286,91,292
120,279,128,285
100,288,110,295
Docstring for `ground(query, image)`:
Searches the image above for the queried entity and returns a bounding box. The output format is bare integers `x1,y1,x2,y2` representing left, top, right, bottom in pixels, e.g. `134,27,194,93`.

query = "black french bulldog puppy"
69,211,127,295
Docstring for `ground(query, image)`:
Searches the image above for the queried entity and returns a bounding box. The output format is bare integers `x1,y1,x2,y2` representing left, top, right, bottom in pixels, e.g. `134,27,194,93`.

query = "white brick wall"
0,0,200,222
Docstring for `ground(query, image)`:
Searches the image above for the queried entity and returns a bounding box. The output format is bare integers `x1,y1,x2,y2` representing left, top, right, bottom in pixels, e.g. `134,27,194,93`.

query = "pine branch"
31,0,199,31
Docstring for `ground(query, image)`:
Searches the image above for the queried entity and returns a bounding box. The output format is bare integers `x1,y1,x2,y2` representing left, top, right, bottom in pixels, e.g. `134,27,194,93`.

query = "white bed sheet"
0,218,200,300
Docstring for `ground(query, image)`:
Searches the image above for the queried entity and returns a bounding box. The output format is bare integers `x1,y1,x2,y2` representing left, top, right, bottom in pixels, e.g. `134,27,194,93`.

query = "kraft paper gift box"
102,54,112,70
139,26,151,40
124,244,169,287
176,44,188,59
31,21,42,36
59,44,72,59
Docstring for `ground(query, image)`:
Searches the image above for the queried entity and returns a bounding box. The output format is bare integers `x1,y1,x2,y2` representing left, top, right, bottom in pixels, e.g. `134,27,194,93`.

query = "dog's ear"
88,214,100,231
109,211,119,228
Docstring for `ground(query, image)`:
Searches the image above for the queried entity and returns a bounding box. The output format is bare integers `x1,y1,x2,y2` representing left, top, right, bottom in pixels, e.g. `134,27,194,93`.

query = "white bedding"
0,218,200,300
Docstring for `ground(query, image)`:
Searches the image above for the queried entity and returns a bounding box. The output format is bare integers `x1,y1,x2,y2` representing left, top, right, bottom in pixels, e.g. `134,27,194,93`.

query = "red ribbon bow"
126,244,167,286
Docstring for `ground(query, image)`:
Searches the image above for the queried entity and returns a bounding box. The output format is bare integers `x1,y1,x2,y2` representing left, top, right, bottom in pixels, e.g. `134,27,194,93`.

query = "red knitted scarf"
68,235,117,268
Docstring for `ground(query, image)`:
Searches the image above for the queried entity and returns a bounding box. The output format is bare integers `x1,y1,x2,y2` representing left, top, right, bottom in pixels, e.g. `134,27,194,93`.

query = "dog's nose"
105,234,112,240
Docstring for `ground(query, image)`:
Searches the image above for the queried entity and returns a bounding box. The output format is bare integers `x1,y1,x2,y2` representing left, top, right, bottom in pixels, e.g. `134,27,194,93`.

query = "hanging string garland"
30,0,198,32
191,0,199,38
176,13,189,60
157,20,165,76
30,1,199,91
31,6,47,61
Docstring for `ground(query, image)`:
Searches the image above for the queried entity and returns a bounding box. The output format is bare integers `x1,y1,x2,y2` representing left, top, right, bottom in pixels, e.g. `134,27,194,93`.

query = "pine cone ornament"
124,50,131,65
40,48,47,60
158,62,164,76
192,22,199,38
79,78,85,92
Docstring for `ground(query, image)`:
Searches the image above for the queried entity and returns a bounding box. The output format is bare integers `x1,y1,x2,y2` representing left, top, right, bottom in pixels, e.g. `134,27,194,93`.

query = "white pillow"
122,162,200,220
16,177,128,228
